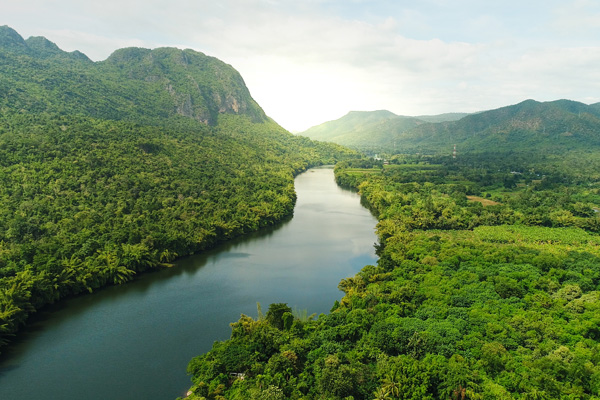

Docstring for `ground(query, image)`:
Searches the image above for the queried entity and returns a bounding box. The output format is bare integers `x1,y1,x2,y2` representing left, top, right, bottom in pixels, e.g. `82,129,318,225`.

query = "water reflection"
0,166,378,400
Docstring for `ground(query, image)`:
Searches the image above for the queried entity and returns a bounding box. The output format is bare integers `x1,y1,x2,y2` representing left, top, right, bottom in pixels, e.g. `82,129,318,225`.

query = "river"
0,166,378,400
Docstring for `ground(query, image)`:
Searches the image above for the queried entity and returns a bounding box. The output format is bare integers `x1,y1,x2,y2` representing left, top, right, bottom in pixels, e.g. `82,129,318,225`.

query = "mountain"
0,25,264,125
100,46,268,125
300,110,469,151
398,99,600,154
414,112,471,123
0,25,29,52
0,26,90,61
300,110,421,151
301,99,600,154
0,26,356,350
585,101,600,115
303,110,399,141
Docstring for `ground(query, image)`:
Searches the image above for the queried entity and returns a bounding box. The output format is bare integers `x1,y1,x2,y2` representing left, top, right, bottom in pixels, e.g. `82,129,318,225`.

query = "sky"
3,0,600,132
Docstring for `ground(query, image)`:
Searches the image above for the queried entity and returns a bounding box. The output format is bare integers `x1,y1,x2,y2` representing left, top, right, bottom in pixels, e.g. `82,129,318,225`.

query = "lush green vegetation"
0,25,267,126
300,110,467,153
183,153,600,399
0,26,357,351
4,24,600,399
301,99,600,155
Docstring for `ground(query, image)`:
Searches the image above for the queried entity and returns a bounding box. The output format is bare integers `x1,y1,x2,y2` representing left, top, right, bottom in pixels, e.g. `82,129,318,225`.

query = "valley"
1,24,600,400
184,152,600,399
0,26,356,352
0,167,377,400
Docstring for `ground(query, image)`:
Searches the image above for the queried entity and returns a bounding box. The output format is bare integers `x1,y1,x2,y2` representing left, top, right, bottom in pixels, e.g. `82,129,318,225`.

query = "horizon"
3,1,600,132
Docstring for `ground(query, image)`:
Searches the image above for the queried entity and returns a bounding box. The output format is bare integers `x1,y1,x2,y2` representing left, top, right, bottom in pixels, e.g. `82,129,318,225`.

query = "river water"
0,166,378,400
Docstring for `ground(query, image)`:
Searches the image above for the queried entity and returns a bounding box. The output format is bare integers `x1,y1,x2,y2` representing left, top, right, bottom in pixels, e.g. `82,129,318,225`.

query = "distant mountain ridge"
414,112,473,123
300,109,469,151
0,26,90,61
301,110,401,142
0,25,265,125
402,99,600,153
301,99,600,154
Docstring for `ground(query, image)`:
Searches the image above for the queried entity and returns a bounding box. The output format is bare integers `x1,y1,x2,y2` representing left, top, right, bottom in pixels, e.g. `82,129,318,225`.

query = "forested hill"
0,25,266,126
300,110,468,152
302,99,600,155
0,26,357,351
401,99,600,154
301,110,401,143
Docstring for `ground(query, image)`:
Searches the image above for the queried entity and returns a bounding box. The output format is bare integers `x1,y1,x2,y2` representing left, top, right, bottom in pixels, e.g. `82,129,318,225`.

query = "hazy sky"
4,0,600,131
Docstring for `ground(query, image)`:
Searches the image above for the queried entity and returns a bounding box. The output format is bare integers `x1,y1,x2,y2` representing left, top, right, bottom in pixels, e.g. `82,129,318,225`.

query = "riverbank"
0,167,378,400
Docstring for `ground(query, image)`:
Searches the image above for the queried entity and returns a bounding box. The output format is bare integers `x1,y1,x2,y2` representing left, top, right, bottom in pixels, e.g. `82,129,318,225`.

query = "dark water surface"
0,166,378,399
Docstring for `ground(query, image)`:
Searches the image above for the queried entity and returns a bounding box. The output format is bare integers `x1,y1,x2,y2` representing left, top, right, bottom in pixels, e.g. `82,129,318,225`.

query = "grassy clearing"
466,195,501,206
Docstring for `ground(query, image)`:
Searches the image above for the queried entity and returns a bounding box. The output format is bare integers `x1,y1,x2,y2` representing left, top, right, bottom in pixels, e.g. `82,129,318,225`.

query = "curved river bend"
0,166,378,400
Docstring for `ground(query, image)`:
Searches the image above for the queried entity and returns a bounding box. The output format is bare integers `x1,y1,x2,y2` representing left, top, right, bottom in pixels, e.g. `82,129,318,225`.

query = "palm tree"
111,265,136,285
121,243,160,270
96,249,135,285
381,370,400,399
159,248,178,263
373,387,391,400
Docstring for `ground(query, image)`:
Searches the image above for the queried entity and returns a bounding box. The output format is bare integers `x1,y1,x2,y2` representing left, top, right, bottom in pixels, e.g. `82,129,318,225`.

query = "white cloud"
551,0,600,37
3,0,600,131
35,29,149,60
209,11,490,130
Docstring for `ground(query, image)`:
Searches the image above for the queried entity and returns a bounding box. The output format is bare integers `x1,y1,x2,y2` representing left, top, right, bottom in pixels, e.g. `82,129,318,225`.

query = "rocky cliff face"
0,25,266,126
102,46,266,125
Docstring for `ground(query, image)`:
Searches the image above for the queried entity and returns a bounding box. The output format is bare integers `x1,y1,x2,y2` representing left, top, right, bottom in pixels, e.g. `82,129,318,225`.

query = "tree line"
0,111,356,350
182,152,600,399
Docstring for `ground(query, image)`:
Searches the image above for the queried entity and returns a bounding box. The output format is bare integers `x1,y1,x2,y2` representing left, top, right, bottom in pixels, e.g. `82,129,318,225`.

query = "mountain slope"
301,110,424,150
399,99,600,154
300,110,469,151
0,26,357,350
301,99,600,154
99,46,267,125
414,112,471,123
0,25,264,125
302,110,399,141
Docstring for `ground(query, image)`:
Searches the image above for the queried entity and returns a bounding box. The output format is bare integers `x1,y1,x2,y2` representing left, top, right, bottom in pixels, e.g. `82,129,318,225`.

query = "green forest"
182,152,600,399
3,24,600,400
301,100,600,155
0,27,356,350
